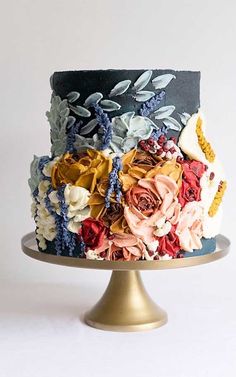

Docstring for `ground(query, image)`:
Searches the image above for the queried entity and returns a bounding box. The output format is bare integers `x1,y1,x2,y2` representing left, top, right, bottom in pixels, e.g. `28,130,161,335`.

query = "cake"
28,69,227,260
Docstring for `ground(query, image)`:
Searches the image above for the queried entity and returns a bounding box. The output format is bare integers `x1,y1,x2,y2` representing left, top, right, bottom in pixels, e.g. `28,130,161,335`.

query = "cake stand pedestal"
21,233,230,332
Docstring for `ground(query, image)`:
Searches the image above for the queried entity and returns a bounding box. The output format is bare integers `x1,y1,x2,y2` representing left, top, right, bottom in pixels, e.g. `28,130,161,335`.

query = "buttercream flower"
157,226,180,258
120,149,159,191
80,218,108,250
64,184,91,233
145,160,183,187
176,201,203,252
124,174,181,245
35,202,57,242
110,112,155,153
178,160,206,207
88,179,129,234
90,233,146,261
51,150,112,192
42,156,60,177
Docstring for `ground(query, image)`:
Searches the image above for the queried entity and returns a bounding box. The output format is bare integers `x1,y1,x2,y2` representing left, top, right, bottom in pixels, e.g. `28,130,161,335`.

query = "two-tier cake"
28,69,226,260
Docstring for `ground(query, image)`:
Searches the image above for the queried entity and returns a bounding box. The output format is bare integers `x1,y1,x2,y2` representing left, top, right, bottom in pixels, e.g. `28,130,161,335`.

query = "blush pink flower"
176,201,203,252
124,174,181,245
90,233,146,261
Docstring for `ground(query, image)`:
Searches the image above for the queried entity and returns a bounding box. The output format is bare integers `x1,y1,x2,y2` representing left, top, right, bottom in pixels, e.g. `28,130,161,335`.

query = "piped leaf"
154,105,175,119
163,117,182,131
84,92,103,107
100,100,121,111
109,80,131,97
133,70,153,91
178,112,191,126
70,105,91,118
67,91,80,103
152,74,176,89
67,116,76,128
80,119,98,135
133,91,155,102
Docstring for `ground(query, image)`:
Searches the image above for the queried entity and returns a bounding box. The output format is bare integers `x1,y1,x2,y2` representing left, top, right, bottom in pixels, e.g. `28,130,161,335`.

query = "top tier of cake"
48,69,200,157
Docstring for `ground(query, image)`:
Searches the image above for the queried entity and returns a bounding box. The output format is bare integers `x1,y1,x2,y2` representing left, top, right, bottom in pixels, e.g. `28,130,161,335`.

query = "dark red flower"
79,218,108,250
178,160,206,207
157,226,180,258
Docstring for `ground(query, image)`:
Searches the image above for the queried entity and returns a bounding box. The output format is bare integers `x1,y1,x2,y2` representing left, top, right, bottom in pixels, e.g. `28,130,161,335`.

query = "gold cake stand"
21,232,230,332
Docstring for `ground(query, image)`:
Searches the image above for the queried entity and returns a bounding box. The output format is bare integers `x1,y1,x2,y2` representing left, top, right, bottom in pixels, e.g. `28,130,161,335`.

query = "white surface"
0,0,236,376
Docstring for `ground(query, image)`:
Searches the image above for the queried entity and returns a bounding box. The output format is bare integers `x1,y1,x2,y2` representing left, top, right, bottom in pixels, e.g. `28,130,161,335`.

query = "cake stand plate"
21,232,230,332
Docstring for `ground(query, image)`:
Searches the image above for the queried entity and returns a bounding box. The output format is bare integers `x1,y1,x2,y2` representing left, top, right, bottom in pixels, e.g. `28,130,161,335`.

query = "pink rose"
91,233,146,261
176,201,203,252
124,174,181,245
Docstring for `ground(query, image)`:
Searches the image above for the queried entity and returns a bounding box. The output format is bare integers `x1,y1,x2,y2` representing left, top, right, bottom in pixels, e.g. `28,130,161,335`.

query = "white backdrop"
0,1,236,376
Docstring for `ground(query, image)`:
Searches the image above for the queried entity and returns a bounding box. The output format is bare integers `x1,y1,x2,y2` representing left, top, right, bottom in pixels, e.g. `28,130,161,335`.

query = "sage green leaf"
84,92,103,107
133,91,155,102
80,119,98,135
67,91,80,103
70,105,91,117
178,112,191,126
154,105,175,119
163,116,182,131
109,80,131,97
133,70,152,91
67,116,76,128
152,74,176,89
100,100,121,111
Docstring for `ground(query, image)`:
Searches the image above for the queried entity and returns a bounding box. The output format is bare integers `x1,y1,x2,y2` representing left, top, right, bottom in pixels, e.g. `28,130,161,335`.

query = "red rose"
80,218,107,250
157,226,180,258
178,160,206,207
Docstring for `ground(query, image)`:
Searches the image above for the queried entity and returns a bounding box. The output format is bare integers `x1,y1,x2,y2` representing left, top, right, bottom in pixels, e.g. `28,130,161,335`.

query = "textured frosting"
28,69,226,260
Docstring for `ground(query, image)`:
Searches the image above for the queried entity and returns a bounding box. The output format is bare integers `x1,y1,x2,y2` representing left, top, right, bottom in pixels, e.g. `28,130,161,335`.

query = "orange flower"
120,149,159,191
146,160,183,187
51,150,112,192
120,149,183,191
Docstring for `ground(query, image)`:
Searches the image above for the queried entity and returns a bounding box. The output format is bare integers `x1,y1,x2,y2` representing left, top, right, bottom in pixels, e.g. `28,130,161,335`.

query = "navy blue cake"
29,70,226,260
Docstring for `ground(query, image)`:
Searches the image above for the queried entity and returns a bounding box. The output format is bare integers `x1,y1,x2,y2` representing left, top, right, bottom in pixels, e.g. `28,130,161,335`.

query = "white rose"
64,184,90,216
67,207,91,233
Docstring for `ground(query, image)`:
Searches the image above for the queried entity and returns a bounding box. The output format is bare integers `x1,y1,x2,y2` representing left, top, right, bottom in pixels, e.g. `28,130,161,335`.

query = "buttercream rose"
157,226,180,258
88,179,129,234
120,149,158,191
124,174,181,245
178,160,206,207
80,218,108,250
89,233,146,261
176,201,203,252
51,150,112,192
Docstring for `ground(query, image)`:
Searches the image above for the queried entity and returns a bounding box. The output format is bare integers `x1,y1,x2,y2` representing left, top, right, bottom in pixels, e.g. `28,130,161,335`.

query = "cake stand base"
84,270,167,332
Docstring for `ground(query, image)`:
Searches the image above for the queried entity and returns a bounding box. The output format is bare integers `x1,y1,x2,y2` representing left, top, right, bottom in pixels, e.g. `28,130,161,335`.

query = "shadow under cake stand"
21,232,230,332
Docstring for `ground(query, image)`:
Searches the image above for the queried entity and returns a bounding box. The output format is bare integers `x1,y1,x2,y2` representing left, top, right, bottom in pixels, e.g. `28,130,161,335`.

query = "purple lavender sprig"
38,156,51,180
151,125,170,140
139,90,165,117
66,121,83,153
93,104,112,150
105,157,122,209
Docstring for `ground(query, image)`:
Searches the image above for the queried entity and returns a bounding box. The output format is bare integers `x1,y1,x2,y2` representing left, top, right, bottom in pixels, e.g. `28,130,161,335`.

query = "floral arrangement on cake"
29,70,226,260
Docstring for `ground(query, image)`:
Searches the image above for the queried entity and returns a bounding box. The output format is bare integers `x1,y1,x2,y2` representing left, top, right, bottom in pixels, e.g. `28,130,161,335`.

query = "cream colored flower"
154,218,172,237
64,184,91,233
38,180,50,199
86,249,104,260
42,156,61,177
